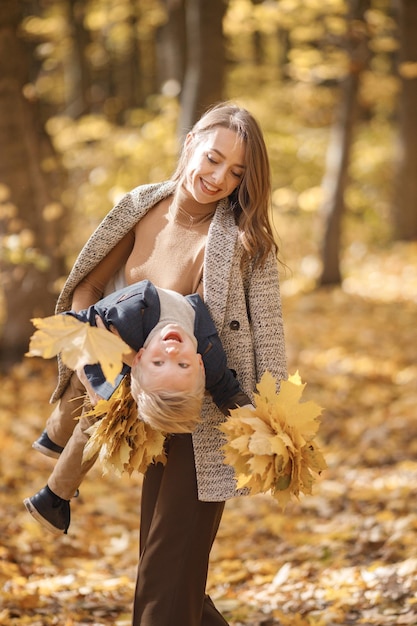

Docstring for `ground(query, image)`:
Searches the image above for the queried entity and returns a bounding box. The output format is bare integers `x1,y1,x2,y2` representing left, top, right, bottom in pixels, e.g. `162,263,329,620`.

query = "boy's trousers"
45,373,86,448
45,373,99,500
48,412,98,500
133,434,229,626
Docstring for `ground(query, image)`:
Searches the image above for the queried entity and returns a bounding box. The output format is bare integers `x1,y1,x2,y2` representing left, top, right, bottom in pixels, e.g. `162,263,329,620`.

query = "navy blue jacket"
67,280,250,413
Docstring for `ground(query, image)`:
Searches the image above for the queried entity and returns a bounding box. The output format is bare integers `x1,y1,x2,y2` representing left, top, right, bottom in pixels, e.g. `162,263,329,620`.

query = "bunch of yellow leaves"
83,376,166,476
26,314,166,476
26,314,131,386
219,371,327,509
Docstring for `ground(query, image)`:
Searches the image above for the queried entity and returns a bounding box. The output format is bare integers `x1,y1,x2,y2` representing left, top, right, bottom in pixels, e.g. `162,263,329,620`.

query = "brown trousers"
45,373,86,448
45,373,99,500
45,378,228,625
133,434,228,626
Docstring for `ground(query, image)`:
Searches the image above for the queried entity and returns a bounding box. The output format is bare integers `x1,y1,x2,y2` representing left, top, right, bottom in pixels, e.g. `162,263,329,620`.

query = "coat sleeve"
248,252,287,389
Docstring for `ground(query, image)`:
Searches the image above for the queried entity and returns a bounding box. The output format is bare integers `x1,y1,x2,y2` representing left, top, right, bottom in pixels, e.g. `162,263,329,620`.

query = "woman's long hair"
172,102,277,268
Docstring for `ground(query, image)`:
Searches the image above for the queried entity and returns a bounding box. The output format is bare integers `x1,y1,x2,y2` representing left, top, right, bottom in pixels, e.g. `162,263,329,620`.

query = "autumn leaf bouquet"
26,314,166,475
219,371,327,509
82,375,166,476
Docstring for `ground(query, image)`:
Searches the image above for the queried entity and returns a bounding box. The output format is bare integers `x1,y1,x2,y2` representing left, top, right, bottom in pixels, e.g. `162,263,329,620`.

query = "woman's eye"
232,170,243,179
152,361,163,367
207,154,217,164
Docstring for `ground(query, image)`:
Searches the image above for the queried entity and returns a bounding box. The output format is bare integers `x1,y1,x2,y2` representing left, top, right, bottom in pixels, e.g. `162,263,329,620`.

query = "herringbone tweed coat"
51,181,287,501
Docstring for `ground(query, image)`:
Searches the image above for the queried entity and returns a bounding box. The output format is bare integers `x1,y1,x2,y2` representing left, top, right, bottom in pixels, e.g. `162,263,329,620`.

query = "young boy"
24,280,251,535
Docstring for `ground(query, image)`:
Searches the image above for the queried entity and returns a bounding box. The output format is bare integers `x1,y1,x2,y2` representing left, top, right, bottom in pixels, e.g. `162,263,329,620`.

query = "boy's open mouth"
163,331,182,342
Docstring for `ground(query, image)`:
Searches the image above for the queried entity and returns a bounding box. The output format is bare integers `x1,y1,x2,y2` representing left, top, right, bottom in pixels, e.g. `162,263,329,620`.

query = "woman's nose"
212,166,226,184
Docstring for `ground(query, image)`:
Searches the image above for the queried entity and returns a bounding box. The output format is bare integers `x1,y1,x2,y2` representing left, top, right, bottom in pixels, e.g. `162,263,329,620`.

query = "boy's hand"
76,366,103,407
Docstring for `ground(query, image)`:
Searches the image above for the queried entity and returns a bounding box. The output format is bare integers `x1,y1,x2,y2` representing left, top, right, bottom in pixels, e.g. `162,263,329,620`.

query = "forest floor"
1,242,417,626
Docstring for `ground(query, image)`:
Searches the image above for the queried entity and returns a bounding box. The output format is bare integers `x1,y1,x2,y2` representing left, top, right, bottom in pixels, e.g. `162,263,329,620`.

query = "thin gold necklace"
169,204,216,229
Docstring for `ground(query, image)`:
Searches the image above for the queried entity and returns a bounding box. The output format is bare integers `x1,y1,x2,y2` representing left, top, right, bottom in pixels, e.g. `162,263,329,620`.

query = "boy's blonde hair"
130,361,205,433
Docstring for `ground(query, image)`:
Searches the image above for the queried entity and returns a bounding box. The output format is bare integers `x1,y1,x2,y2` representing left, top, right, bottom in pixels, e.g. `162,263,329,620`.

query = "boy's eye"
152,360,163,367
179,363,190,369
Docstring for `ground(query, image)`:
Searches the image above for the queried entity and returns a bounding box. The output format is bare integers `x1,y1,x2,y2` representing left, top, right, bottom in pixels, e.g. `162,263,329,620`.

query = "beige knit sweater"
52,181,287,501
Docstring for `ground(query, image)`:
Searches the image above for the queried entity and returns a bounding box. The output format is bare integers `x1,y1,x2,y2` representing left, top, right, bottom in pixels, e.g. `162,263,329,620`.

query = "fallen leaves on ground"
1,243,417,625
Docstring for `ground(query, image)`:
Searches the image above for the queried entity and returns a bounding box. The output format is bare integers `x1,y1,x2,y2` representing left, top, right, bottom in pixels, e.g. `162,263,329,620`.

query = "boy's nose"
165,345,179,355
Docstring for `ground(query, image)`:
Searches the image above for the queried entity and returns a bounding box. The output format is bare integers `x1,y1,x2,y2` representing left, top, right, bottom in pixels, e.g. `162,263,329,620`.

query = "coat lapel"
203,200,239,332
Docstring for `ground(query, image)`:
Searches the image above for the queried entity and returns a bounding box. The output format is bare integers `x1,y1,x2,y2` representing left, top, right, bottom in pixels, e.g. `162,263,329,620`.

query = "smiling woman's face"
133,323,205,393
183,127,246,205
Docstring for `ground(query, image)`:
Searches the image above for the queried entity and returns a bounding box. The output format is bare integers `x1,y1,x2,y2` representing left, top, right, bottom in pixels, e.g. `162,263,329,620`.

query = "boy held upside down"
24,280,251,535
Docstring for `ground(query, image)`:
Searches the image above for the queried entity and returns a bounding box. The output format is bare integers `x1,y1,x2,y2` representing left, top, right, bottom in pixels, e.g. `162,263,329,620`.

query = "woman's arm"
71,230,135,312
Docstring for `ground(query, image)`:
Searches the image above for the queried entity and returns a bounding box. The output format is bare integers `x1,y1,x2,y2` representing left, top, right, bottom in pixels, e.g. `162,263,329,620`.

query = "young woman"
31,102,287,625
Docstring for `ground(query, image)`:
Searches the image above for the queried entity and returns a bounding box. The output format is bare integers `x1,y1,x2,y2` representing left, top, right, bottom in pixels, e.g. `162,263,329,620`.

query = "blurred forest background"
1,0,417,625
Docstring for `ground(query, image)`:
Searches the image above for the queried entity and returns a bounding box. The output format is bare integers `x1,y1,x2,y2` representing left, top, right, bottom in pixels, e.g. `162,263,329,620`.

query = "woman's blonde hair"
130,360,205,433
172,101,277,268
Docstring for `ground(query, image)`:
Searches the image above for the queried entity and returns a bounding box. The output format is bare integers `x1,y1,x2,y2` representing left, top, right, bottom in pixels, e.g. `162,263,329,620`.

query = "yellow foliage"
26,314,131,386
83,375,166,476
220,371,327,509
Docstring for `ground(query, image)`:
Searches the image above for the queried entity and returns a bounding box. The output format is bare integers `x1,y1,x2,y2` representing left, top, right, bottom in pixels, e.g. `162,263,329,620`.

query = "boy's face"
133,323,205,393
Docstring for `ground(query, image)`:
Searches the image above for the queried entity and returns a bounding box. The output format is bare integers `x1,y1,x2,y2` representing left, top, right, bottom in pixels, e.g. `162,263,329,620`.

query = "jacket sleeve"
201,335,252,414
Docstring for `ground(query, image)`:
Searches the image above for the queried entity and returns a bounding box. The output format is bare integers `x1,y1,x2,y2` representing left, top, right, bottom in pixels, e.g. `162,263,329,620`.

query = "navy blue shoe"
32,430,64,459
24,485,70,535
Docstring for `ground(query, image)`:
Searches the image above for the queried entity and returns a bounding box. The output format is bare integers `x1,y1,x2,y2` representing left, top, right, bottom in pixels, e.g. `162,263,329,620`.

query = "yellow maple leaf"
274,610,312,626
228,433,252,454
102,439,131,477
82,376,166,475
258,372,322,441
302,442,328,477
223,451,251,479
26,314,131,386
220,371,327,509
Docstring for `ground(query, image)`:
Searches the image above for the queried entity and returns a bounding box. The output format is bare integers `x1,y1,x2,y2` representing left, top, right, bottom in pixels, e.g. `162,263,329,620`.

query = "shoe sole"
32,441,61,459
23,498,65,536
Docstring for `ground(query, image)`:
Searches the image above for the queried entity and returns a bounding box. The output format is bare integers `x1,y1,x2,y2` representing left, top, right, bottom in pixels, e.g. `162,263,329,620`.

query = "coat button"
229,320,240,330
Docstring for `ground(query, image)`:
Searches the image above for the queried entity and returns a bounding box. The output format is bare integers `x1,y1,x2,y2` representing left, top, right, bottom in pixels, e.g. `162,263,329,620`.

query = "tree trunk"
178,0,227,138
319,0,370,286
67,0,92,117
391,0,417,239
107,7,141,121
155,0,186,96
0,1,67,369
251,0,265,65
